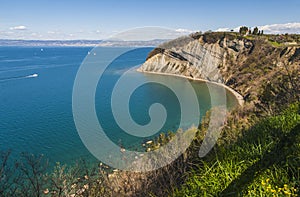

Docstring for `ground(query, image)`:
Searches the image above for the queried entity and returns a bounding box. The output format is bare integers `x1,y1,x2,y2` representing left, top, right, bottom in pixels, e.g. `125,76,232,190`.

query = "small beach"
137,69,245,106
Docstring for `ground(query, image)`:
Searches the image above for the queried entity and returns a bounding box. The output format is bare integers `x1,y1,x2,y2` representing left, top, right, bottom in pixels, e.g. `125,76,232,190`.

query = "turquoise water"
0,47,237,166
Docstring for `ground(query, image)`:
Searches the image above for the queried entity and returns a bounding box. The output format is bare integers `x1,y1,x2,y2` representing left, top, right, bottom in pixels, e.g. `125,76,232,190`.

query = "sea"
0,46,238,166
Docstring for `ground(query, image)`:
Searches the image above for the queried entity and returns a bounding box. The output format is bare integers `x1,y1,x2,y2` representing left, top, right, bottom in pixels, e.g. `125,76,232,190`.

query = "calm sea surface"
0,46,237,165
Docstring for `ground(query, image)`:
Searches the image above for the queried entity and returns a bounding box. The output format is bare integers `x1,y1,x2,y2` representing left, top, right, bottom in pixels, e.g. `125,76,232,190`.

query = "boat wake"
0,73,38,82
26,73,39,78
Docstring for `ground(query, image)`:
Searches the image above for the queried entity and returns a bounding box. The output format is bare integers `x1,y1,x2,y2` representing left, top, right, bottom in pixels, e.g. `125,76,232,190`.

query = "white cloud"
175,28,193,34
9,25,27,30
216,27,240,32
258,22,300,34
215,27,231,32
215,22,300,34
108,27,196,41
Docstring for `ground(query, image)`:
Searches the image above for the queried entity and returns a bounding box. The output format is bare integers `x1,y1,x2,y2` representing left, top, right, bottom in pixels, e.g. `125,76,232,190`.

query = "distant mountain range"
0,39,168,47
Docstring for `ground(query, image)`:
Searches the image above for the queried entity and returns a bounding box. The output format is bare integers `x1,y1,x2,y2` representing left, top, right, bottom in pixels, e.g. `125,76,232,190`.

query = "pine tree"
253,27,259,35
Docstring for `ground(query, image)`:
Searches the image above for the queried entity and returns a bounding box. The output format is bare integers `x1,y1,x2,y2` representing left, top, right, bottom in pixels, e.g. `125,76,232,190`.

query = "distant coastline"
0,39,168,47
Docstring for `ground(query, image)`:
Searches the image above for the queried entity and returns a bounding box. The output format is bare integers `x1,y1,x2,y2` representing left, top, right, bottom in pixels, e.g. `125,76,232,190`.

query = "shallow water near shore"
0,46,238,166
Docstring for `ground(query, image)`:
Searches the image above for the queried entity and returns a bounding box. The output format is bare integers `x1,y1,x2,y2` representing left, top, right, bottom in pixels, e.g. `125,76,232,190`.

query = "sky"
0,0,300,40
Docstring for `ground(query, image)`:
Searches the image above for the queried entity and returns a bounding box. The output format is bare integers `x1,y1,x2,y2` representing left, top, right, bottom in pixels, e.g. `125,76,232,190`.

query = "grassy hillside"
174,102,300,196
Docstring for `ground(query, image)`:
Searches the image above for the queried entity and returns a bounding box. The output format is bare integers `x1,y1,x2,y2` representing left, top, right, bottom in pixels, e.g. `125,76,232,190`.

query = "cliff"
138,32,300,111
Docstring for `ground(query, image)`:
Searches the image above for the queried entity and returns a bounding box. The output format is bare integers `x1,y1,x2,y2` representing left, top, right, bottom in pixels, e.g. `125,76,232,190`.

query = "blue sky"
0,0,299,40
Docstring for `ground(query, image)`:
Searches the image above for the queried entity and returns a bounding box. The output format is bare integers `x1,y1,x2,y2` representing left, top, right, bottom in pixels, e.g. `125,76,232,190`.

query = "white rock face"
138,35,252,84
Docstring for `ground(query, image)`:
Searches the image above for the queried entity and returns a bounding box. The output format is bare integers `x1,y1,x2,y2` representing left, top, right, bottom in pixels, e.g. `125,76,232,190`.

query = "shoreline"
137,69,244,106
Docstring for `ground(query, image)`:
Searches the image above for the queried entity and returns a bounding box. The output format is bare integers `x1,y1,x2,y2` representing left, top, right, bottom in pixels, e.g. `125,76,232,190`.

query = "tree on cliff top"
239,26,249,35
253,27,259,35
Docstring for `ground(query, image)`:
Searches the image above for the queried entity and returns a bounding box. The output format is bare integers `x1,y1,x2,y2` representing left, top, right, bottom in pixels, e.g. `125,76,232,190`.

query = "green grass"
269,41,282,47
244,35,255,40
173,103,300,196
